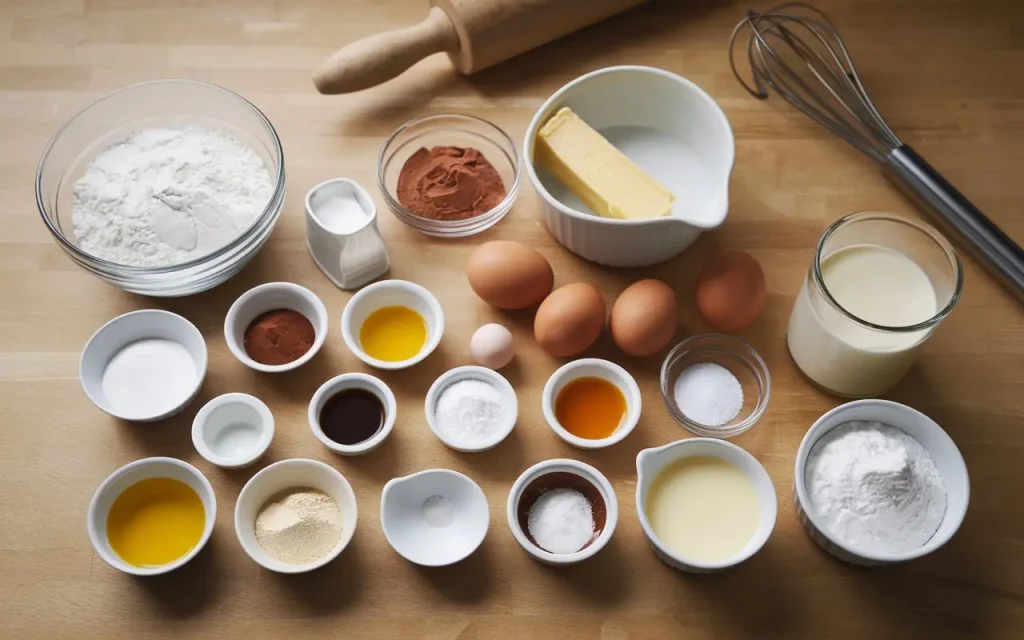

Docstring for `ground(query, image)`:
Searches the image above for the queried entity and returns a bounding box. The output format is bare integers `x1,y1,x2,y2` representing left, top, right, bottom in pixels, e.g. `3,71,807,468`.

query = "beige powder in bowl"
255,487,342,564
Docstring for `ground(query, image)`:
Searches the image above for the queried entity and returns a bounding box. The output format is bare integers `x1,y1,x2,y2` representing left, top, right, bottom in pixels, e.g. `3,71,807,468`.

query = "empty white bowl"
308,373,397,455
192,393,274,469
794,399,969,566
542,358,641,449
87,456,216,576
507,459,618,565
224,282,329,373
635,438,777,573
381,469,489,567
424,366,518,452
341,279,444,370
80,309,207,422
234,458,358,574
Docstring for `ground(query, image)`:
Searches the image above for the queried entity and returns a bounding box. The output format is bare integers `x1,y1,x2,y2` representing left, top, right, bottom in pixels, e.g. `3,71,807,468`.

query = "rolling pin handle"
313,6,459,94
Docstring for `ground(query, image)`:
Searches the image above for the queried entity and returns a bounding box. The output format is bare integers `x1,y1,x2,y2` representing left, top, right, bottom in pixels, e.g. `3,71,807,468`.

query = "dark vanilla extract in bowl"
319,388,385,445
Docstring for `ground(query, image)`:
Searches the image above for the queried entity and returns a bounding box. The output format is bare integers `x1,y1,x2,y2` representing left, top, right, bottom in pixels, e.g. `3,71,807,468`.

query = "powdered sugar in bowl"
425,366,517,452
36,80,285,296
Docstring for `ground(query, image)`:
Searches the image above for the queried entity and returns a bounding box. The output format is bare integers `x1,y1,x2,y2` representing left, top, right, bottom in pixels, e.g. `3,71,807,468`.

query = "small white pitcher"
305,178,389,290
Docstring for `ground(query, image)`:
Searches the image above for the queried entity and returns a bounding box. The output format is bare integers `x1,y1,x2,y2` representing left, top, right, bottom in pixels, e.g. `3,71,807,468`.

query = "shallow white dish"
87,456,216,576
506,459,617,565
542,358,641,449
794,399,969,566
424,366,518,452
80,309,207,422
308,373,396,456
523,66,734,267
635,438,777,573
341,279,444,370
234,458,358,574
381,469,489,567
192,393,274,469
224,281,328,373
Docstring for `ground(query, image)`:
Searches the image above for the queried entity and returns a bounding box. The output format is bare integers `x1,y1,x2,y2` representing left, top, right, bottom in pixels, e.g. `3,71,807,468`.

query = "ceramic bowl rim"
223,281,329,373
634,437,777,571
424,365,518,452
86,456,216,576
541,358,641,449
191,392,275,469
380,468,490,567
793,398,970,563
308,373,397,455
506,458,618,564
340,279,445,370
233,458,358,574
79,309,208,422
523,65,735,231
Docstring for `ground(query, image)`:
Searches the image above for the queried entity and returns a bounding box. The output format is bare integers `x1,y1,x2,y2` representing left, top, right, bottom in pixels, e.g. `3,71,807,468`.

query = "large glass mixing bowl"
36,80,285,297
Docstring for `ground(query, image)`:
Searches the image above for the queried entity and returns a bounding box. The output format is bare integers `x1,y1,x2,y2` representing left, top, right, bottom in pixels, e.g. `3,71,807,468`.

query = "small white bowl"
381,469,489,567
80,309,207,422
794,399,970,566
507,459,618,565
425,366,518,452
234,459,358,574
224,282,329,373
341,279,444,370
87,457,216,576
635,438,777,573
308,373,396,455
542,358,641,449
192,393,274,469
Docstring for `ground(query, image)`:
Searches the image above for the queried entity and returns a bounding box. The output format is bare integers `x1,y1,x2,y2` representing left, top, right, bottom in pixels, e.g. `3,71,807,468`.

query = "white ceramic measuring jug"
305,178,390,290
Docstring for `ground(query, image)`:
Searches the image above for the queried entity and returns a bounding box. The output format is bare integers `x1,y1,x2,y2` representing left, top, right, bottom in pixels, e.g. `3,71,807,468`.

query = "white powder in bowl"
72,124,274,267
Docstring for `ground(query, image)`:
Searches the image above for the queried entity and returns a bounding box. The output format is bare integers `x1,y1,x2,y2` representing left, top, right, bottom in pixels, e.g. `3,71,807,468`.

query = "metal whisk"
730,2,1024,302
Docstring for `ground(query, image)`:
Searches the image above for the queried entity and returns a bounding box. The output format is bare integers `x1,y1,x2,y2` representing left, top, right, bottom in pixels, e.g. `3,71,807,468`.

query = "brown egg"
534,283,606,357
695,250,767,332
610,279,678,356
467,241,554,310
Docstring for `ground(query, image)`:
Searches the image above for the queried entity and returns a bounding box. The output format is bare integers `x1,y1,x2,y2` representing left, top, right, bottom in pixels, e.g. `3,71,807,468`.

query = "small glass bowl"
660,334,771,438
36,79,285,297
377,114,520,237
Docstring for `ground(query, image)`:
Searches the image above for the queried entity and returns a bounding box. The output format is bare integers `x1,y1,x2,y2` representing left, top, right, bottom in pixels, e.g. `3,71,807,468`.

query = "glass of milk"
787,212,962,397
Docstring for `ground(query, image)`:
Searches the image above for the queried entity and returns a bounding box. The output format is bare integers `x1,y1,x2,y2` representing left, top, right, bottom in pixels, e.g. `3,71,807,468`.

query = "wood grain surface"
2,1,1023,638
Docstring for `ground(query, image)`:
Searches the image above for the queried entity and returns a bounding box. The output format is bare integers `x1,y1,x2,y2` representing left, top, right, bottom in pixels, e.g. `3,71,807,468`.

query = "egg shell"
467,241,554,310
534,283,606,357
470,323,514,370
695,250,767,333
610,279,678,357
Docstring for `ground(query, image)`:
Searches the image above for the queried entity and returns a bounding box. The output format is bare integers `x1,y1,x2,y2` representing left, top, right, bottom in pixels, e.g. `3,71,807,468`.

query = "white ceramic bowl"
80,309,207,422
87,457,216,576
524,66,734,267
507,459,618,565
224,282,328,373
308,373,396,455
794,399,970,566
234,458,358,574
381,469,489,567
424,366,518,452
635,438,777,573
192,393,274,469
542,358,641,449
341,279,444,370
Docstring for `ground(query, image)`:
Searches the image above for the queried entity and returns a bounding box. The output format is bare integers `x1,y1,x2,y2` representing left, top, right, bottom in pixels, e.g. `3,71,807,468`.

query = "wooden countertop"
2,1,1023,638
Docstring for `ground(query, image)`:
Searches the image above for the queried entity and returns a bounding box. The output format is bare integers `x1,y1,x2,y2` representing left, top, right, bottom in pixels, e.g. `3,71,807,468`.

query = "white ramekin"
542,358,641,449
340,279,444,370
224,282,328,373
308,373,397,456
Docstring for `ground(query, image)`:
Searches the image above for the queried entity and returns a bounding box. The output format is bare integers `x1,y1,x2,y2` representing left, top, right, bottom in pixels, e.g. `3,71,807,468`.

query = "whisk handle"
883,145,1024,303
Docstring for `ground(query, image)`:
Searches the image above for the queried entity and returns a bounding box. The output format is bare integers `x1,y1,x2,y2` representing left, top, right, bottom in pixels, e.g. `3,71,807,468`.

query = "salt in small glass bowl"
659,333,770,438
377,113,521,237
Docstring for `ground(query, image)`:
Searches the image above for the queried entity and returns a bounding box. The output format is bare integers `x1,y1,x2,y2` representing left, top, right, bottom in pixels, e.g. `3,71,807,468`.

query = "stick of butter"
535,107,675,220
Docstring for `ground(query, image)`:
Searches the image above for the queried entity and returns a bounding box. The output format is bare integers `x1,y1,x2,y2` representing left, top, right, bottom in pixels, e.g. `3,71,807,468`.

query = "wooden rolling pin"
313,0,651,94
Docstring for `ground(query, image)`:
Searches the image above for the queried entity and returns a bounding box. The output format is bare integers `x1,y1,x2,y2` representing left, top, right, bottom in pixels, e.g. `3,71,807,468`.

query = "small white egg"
470,323,514,370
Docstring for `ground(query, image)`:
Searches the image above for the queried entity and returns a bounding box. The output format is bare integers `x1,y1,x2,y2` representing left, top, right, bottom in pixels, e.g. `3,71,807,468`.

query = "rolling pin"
313,0,651,94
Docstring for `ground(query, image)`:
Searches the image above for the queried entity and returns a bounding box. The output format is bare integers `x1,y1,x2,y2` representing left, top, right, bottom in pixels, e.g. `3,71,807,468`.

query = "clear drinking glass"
787,211,963,398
